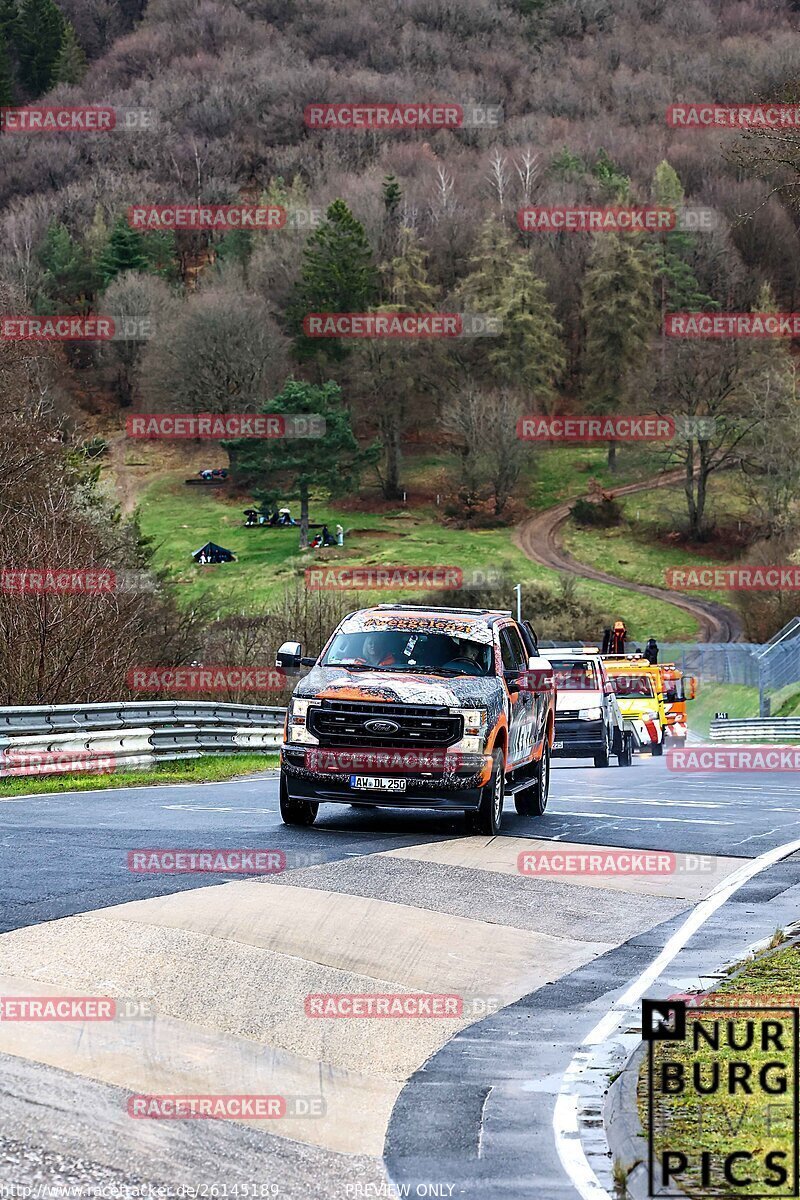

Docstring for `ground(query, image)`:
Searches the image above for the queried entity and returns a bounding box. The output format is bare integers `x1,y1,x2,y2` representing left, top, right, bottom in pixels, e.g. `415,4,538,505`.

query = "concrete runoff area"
0,836,744,1164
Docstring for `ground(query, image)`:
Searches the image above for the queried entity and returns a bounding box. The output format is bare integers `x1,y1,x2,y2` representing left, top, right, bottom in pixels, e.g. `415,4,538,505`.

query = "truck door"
500,625,537,768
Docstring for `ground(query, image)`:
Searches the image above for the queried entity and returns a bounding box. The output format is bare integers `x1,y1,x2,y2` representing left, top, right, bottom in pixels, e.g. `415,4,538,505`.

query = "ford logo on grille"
364,719,400,734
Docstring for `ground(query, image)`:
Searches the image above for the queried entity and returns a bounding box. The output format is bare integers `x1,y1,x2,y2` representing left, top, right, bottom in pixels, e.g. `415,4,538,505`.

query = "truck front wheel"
279,772,318,826
466,750,504,836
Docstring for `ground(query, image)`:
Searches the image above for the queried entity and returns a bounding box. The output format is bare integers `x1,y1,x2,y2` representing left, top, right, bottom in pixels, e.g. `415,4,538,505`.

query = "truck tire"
593,734,610,768
652,736,664,757
466,749,504,836
515,742,550,816
617,732,633,766
279,772,318,826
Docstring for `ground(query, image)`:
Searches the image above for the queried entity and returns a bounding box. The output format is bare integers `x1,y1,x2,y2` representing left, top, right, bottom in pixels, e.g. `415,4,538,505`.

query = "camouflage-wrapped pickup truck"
276,603,556,835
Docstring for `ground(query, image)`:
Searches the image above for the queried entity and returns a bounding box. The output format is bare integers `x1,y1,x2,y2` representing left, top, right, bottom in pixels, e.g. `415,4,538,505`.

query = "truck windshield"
608,674,655,699
547,660,599,692
322,629,493,676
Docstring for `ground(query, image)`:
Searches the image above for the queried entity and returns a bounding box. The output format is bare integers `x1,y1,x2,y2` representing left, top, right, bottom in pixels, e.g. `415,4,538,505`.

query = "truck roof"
368,603,513,623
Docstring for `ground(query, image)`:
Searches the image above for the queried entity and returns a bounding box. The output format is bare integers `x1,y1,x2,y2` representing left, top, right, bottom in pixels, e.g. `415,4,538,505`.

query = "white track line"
553,835,800,1200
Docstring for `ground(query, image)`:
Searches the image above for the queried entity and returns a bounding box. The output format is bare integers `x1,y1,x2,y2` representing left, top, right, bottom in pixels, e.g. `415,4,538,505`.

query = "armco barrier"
0,701,286,777
709,717,800,743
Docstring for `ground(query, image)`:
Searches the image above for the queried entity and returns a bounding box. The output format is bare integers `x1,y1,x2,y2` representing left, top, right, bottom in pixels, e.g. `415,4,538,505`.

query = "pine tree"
457,217,565,407
550,146,585,182
0,30,13,107
15,0,64,96
51,20,87,85
98,217,150,285
457,217,516,308
489,255,565,408
35,221,96,312
224,380,379,548
382,174,402,216
591,148,630,201
287,199,378,361
363,228,442,498
648,161,717,315
581,232,656,469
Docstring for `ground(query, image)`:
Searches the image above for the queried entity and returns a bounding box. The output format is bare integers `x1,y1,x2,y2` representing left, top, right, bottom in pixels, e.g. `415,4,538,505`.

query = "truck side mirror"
276,641,303,674
524,656,555,690
686,675,698,700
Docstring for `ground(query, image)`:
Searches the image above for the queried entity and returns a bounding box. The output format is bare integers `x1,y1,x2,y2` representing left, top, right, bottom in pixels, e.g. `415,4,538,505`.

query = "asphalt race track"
1,754,798,1199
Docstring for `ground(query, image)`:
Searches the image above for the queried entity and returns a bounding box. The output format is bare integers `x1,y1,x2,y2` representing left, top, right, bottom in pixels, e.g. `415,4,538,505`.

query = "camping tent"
192,541,236,564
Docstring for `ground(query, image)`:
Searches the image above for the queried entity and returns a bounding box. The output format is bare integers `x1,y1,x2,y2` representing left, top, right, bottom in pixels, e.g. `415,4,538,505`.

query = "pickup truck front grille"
308,700,463,748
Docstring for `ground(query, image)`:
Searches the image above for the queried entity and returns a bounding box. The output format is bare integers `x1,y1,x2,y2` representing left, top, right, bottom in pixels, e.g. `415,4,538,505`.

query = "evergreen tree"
457,217,516,308
0,30,13,107
591,148,630,201
98,217,150,285
51,20,87,85
287,199,378,361
35,221,97,312
648,160,718,315
550,146,585,182
16,0,64,96
457,217,565,407
379,173,403,264
224,379,379,548
357,228,443,498
382,174,402,216
581,232,656,469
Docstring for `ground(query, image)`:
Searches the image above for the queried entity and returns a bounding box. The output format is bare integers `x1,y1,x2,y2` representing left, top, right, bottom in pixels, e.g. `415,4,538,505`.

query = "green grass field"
0,754,278,797
687,683,760,737
135,471,700,640
562,478,749,608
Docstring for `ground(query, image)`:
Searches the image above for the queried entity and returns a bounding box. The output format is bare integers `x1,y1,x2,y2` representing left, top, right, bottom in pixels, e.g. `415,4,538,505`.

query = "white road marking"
553,834,800,1200
553,809,735,825
558,795,800,815
161,805,278,813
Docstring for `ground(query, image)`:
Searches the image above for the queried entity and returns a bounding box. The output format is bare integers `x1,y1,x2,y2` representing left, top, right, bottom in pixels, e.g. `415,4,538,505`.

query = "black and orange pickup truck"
275,603,556,834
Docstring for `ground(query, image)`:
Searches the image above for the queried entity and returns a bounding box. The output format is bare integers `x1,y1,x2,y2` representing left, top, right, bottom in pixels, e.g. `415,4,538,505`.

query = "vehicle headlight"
287,697,321,744
578,706,603,721
643,709,658,723
449,707,488,753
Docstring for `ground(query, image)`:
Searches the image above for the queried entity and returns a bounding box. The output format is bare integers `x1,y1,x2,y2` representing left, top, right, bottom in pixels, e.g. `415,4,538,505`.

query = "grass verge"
0,753,279,797
687,683,760,738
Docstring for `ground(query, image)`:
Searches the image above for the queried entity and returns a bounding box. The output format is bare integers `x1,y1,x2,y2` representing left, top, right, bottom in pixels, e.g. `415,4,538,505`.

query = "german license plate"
552,741,564,749
350,775,407,792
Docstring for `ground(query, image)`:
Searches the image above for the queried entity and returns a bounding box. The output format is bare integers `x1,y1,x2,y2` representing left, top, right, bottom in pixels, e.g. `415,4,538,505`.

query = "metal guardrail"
709,717,800,743
0,701,287,778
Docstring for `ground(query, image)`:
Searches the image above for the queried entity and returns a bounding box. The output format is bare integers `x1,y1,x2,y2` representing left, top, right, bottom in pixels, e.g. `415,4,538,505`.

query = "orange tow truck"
602,654,697,751
659,662,697,748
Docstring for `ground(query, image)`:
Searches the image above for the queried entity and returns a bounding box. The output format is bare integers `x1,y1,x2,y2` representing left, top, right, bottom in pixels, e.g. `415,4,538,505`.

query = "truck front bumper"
281,745,491,810
551,717,605,758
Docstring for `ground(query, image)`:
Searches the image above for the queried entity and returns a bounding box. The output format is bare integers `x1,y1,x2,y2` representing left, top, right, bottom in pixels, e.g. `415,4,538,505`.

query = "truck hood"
294,665,499,709
615,697,658,717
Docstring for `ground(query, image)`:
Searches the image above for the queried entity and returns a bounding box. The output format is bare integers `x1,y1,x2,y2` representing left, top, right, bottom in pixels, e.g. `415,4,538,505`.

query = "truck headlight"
578,706,603,721
287,698,321,745
643,709,658,723
449,707,488,753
